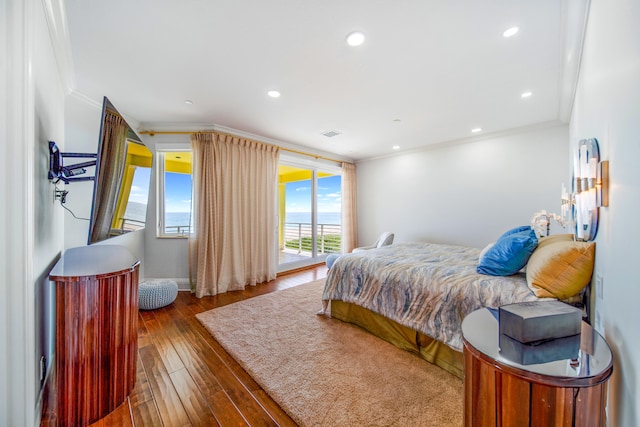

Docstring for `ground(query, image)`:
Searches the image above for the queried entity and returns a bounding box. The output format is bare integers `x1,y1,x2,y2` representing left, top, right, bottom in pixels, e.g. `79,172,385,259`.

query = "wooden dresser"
49,244,140,426
462,308,613,427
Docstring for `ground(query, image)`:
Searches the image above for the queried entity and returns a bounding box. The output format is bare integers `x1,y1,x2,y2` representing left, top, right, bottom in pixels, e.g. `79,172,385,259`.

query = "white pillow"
479,242,495,262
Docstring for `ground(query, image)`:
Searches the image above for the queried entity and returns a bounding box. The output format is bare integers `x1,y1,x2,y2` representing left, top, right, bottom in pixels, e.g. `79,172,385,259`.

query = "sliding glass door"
277,160,341,272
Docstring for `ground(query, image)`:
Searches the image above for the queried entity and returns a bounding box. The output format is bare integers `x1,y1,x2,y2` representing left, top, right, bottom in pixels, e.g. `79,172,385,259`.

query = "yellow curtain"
341,162,358,252
189,132,279,297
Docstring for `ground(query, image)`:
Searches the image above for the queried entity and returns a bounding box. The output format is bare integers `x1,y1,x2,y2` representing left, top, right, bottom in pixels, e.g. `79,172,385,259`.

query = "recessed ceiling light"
502,26,519,38
267,90,281,98
521,91,533,98
471,128,482,133
346,31,365,47
184,99,193,105
392,145,400,150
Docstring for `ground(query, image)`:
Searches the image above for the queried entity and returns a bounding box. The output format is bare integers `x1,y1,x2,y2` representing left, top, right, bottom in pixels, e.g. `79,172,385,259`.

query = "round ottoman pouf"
138,280,178,310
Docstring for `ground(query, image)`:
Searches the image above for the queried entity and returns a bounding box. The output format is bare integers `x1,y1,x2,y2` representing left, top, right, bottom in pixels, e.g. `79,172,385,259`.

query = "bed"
321,238,593,378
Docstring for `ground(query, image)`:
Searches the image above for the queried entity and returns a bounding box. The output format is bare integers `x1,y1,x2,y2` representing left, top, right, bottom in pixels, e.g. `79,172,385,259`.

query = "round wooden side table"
50,244,140,426
462,308,613,427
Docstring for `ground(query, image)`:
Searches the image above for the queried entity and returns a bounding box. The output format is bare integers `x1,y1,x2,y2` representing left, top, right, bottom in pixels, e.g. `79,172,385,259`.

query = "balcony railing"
283,222,341,254
111,218,146,236
137,221,341,251
165,225,192,236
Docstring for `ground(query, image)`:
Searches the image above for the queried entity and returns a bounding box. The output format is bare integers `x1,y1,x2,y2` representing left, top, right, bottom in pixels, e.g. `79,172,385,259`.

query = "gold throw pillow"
526,239,595,300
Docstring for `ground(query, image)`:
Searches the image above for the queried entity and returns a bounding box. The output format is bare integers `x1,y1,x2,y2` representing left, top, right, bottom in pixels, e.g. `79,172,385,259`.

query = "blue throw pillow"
477,228,538,276
498,225,532,239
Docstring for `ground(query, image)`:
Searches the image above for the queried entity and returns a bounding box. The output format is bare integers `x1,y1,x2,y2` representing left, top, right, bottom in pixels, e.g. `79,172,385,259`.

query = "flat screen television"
87,97,152,244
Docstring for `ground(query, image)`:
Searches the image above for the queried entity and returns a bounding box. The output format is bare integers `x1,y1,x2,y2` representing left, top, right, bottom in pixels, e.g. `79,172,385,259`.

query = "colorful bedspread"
322,242,544,351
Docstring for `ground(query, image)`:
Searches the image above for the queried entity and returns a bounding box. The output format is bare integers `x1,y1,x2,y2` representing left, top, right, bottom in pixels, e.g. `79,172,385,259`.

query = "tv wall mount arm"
48,141,97,184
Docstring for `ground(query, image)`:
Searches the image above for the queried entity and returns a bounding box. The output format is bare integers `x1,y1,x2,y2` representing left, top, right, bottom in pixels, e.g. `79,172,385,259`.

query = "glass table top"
462,308,613,379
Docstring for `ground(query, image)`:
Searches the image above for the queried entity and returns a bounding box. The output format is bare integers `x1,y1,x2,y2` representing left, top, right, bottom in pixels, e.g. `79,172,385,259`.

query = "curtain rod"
138,130,350,165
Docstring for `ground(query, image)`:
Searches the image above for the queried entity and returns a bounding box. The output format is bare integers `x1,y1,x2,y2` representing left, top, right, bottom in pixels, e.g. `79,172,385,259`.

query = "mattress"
322,242,545,352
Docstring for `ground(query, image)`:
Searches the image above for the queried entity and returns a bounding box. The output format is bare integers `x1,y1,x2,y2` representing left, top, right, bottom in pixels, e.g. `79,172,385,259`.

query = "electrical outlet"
596,274,603,300
54,188,68,203
595,310,604,332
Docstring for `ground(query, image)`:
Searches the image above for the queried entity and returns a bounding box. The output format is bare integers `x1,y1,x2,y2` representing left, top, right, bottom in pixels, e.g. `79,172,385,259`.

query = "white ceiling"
63,0,578,161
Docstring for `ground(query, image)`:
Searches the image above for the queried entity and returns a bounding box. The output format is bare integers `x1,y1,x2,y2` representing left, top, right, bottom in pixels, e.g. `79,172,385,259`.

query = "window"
156,151,193,237
278,158,342,270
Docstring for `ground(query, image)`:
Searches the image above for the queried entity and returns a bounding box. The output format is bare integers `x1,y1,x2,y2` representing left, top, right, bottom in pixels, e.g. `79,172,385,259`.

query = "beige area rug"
196,279,463,426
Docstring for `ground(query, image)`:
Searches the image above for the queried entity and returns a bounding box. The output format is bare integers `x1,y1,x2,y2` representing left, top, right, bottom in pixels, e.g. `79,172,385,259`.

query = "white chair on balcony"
325,232,395,269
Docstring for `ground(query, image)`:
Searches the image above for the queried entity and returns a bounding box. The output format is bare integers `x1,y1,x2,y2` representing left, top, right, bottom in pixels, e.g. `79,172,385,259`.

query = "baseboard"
143,277,191,291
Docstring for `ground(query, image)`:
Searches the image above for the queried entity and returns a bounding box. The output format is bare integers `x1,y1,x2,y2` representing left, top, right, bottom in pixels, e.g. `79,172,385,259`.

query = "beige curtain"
341,162,358,252
89,111,129,243
189,132,279,297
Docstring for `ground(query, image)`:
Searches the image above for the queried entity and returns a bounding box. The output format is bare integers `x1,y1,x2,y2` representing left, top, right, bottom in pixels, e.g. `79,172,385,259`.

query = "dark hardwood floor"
41,264,328,427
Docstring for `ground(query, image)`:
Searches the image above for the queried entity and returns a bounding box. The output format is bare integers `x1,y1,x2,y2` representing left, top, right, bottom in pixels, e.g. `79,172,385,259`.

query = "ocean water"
285,212,341,225
124,203,338,228
124,201,147,223
124,202,192,230
166,212,193,228
165,211,339,227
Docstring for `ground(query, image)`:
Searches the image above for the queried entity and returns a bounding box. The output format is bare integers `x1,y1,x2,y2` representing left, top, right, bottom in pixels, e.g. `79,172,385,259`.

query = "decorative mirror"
571,138,608,241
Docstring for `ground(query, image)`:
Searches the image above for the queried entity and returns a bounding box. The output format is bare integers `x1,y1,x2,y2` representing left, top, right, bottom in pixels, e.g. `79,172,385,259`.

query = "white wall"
570,0,640,425
93,230,147,279
142,134,191,287
33,0,66,414
63,93,101,250
356,124,570,249
0,0,66,425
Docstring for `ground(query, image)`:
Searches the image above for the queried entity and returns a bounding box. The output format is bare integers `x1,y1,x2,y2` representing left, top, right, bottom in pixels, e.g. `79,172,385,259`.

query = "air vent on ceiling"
321,130,341,138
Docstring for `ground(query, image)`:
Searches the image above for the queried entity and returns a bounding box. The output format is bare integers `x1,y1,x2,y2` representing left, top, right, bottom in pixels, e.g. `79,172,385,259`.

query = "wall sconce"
563,138,609,241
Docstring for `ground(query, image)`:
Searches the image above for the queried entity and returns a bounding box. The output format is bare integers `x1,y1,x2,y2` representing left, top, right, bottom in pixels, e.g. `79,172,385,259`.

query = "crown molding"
138,122,354,163
357,120,567,164
558,0,591,123
213,124,352,163
42,0,75,94
67,90,101,109
68,91,144,131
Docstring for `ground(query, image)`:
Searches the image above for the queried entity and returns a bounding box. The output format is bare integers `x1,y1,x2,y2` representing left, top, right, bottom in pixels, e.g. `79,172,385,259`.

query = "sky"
129,167,341,215
286,174,341,213
129,168,192,213
128,167,151,205
164,172,193,212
